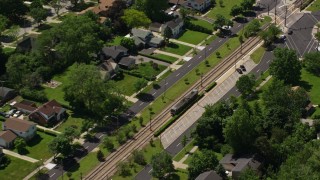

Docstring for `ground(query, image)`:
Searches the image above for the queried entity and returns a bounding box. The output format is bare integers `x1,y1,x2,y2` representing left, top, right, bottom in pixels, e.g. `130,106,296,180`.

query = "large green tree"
151,152,174,179
133,0,168,22
48,135,74,158
0,15,9,36
303,52,320,76
188,150,219,179
260,24,281,47
270,48,302,85
30,7,48,26
236,74,255,97
0,0,28,22
121,9,151,28
244,19,261,38
213,14,233,30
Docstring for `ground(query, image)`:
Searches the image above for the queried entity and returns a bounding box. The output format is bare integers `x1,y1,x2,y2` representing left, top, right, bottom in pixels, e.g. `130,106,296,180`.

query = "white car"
171,5,177,11
13,111,21,118
168,11,174,16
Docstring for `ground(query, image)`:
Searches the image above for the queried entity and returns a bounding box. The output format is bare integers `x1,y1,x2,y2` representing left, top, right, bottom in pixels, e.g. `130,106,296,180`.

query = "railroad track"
85,25,269,180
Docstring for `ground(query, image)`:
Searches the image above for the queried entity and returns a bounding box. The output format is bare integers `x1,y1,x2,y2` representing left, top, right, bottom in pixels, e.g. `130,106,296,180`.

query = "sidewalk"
37,125,61,134
154,49,184,59
169,39,197,48
3,149,39,163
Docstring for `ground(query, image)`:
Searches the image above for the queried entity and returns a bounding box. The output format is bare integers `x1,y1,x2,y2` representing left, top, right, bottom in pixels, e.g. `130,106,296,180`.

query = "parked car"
280,34,286,40
7,109,16,116
13,111,21,118
236,68,243,74
240,65,246,71
168,11,174,16
288,30,293,35
171,5,177,11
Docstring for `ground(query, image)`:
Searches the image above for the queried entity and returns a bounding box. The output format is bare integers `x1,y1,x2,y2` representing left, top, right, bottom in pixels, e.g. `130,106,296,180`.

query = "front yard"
111,73,144,96
151,53,178,63
55,110,86,132
160,42,192,56
206,0,242,19
188,17,213,30
131,62,167,78
177,30,209,45
301,69,320,106
0,156,37,180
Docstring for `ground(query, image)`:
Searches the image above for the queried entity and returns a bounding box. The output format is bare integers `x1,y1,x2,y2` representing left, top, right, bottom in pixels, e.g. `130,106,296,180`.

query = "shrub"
102,136,114,151
96,150,104,161
118,162,131,177
117,132,127,145
20,87,48,102
185,21,212,34
132,150,146,165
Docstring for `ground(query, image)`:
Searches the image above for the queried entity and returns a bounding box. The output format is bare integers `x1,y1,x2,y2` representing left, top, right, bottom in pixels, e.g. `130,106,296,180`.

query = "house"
99,60,119,80
3,118,37,141
92,0,116,17
165,18,184,38
12,100,37,114
195,170,222,180
0,87,16,106
220,154,262,179
169,0,186,5
131,28,164,48
118,57,136,69
184,0,211,12
15,33,38,53
149,22,167,35
132,36,145,49
0,130,17,148
100,46,129,62
29,100,67,126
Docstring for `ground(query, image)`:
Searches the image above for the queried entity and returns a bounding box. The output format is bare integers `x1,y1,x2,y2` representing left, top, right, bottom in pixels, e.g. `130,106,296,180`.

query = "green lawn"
177,30,209,45
111,73,143,96
55,110,86,132
132,62,167,78
0,155,37,180
250,46,266,64
107,36,123,46
206,0,242,19
188,17,213,30
160,42,192,56
13,131,55,160
173,140,195,161
307,0,320,11
203,35,217,45
301,69,320,105
151,53,178,63
3,47,15,55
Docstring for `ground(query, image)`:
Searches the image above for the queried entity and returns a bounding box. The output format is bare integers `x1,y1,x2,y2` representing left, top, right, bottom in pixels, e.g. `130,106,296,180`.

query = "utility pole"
300,0,303,12
200,73,203,87
285,6,288,27
268,4,270,15
275,0,277,24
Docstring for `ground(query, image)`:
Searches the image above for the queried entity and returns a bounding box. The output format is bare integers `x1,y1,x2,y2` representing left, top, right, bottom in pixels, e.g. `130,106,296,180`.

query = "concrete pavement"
153,49,184,59
3,149,39,163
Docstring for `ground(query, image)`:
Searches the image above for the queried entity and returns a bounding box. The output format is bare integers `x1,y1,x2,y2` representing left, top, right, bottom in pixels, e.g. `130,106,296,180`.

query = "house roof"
149,37,164,45
0,87,14,99
150,22,163,29
36,100,63,117
92,0,116,14
169,0,186,4
0,130,17,143
166,18,184,29
132,36,145,46
13,102,37,112
4,118,36,132
195,170,222,180
119,57,136,67
102,46,128,60
131,28,153,40
220,154,262,173
100,60,118,72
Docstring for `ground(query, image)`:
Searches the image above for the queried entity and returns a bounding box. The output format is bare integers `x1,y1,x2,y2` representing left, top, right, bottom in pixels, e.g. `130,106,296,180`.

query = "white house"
0,130,17,148
2,118,37,141
185,0,211,11
149,22,168,35
165,18,184,38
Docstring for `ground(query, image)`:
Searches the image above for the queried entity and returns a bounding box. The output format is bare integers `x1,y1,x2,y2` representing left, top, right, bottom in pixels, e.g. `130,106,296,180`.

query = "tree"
6,54,33,88
102,136,114,151
63,126,80,141
303,52,320,76
224,108,258,154
188,150,219,179
29,1,48,26
51,0,64,17
260,24,281,47
269,48,301,85
0,0,28,22
240,0,255,11
97,150,104,161
238,168,260,180
180,7,191,20
315,31,320,41
236,74,255,97
48,135,74,158
244,19,261,38
163,26,173,44
133,0,168,22
0,15,8,36
203,101,233,119
132,150,146,165
230,5,243,17
213,14,233,30
151,152,174,179
118,161,131,177
120,37,137,53
15,137,26,153
122,9,151,28
181,135,187,151
134,78,148,92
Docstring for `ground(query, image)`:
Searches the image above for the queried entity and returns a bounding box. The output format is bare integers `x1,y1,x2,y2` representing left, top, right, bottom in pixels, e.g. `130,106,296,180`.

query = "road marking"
176,142,181,147
238,24,241,27
176,73,180,77
236,89,239,92
98,134,103,139
198,56,202,59
278,5,285,8
219,39,222,42
187,64,192,67
148,168,153,173
209,47,212,51
267,60,271,63
165,83,168,85
152,92,156,95
139,102,144,106
50,173,56,178
256,69,260,73
85,146,89,149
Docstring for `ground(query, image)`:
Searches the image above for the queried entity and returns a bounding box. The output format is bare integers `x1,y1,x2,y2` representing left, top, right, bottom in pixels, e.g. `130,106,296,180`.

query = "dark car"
240,65,246,71
288,30,293,35
236,68,243,74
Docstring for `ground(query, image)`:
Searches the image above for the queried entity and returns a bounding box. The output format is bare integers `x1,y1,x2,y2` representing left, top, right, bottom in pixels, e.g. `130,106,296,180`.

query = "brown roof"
13,102,37,112
0,131,17,142
169,0,186,5
4,118,36,132
92,0,116,14
37,100,63,116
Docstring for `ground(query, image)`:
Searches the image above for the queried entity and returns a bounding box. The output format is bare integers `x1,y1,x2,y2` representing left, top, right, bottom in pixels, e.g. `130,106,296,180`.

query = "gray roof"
119,57,136,67
150,22,163,29
220,154,262,173
195,170,222,180
102,46,128,60
0,87,14,99
149,37,164,45
131,28,153,40
166,18,183,29
132,36,145,46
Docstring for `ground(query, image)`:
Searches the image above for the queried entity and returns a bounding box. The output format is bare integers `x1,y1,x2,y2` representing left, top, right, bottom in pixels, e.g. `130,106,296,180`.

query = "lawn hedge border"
120,69,156,81
138,53,174,64
185,21,212,35
205,82,217,92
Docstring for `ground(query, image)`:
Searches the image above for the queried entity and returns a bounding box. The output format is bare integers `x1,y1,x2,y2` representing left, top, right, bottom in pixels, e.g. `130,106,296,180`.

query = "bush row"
37,128,59,137
205,82,217,92
120,69,156,81
20,88,48,103
138,53,173,64
301,0,315,10
185,21,212,34
154,93,204,137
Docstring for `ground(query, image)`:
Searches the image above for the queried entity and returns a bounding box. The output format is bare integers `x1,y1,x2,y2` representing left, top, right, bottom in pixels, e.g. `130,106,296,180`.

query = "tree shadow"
17,148,30,155
27,134,43,147
34,173,50,180
136,93,155,102
0,35,15,43
297,80,312,91
166,43,179,49
68,2,95,12
37,24,53,32
242,10,257,17
63,158,79,172
234,17,248,23
153,83,161,90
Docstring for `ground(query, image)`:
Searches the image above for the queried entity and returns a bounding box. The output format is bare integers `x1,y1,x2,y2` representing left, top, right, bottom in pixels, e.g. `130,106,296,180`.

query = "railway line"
85,25,267,179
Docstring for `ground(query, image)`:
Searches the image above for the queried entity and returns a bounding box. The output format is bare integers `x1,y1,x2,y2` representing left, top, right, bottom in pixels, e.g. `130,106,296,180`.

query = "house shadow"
27,134,43,147
136,93,155,102
166,43,179,49
17,148,30,155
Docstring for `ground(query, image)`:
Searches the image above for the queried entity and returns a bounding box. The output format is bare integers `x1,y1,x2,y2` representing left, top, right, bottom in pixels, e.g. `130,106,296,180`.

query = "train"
170,89,198,115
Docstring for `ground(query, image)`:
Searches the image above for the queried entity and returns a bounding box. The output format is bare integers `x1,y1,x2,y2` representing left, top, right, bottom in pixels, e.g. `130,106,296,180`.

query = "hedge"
154,93,204,137
301,0,315,10
120,69,156,81
37,128,58,137
138,53,173,64
185,21,212,34
205,82,217,92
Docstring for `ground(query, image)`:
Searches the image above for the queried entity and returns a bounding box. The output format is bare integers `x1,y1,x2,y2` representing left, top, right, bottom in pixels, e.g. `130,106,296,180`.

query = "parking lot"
161,60,256,148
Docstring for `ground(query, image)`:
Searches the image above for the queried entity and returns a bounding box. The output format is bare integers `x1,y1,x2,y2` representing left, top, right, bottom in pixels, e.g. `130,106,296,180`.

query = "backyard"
132,62,167,78
160,42,192,56
55,110,86,132
0,156,37,180
111,73,144,96
205,0,242,19
107,36,123,46
177,30,209,45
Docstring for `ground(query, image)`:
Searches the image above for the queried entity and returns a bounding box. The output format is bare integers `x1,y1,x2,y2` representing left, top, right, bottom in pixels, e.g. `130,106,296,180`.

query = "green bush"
185,21,212,34
20,87,48,102
205,82,217,92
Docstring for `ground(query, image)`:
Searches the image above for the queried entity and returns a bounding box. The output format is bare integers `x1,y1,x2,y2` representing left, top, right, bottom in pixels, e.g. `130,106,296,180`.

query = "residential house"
165,18,184,38
100,45,129,62
15,33,39,53
131,28,164,48
12,100,37,114
29,100,67,126
195,170,222,180
149,22,168,35
3,118,37,141
0,130,17,148
118,57,136,69
169,0,186,5
132,36,145,49
0,87,16,106
220,154,262,179
184,0,211,11
99,60,119,80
